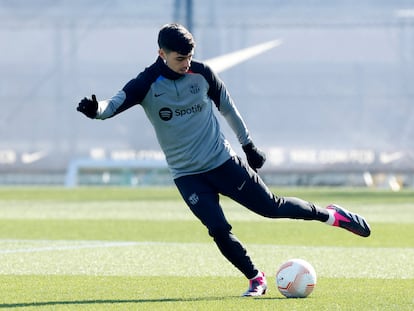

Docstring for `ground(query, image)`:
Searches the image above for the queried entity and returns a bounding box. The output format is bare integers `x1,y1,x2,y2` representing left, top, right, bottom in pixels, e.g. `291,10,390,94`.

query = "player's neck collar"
156,56,185,80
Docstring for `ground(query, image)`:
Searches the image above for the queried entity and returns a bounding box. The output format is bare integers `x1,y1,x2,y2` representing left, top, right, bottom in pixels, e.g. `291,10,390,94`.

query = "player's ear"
158,49,167,62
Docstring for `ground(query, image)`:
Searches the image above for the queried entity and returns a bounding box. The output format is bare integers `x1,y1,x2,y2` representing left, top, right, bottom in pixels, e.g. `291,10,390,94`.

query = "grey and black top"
95,56,252,178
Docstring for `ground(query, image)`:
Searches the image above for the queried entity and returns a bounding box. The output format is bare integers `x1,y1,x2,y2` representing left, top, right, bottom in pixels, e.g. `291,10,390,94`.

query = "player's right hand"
77,94,98,119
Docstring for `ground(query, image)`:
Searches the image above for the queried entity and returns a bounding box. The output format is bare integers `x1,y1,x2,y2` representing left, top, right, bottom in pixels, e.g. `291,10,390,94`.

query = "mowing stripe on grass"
0,239,411,279
1,201,413,223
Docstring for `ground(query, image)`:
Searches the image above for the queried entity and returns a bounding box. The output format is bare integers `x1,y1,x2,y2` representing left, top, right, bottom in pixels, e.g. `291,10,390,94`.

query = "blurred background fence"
0,0,413,188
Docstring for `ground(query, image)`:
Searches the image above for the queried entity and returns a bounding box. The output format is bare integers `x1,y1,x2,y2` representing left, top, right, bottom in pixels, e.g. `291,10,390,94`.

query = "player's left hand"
242,142,266,171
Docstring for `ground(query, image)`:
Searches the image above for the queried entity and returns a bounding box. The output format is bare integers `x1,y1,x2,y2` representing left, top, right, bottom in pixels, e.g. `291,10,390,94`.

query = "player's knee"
208,225,232,241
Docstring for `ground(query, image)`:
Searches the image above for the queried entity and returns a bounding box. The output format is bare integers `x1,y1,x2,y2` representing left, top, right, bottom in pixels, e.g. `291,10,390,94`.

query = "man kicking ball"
77,23,371,297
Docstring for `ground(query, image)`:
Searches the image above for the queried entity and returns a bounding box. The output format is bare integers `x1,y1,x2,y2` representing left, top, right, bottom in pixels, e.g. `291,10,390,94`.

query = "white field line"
0,239,412,279
0,239,408,255
0,240,141,254
0,239,215,254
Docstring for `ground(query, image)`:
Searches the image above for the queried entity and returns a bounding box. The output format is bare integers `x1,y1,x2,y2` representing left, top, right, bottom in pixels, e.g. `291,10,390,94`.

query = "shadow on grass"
0,296,261,308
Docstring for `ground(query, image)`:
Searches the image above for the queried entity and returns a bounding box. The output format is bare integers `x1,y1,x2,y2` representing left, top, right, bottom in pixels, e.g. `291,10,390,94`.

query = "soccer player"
77,23,371,297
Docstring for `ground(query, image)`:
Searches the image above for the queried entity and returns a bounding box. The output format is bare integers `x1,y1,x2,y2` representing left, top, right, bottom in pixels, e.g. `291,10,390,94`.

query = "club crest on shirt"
189,83,200,94
188,192,199,205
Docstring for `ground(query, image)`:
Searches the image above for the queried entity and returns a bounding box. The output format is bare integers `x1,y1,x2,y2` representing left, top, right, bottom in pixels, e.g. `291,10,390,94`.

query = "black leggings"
174,156,328,279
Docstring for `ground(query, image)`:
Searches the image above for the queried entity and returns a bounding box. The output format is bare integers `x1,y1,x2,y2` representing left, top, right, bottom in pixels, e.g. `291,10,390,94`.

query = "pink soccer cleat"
326,204,371,237
242,271,267,297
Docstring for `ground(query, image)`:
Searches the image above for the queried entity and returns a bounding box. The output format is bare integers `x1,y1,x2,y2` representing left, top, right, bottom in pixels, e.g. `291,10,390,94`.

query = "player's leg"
174,174,260,280
209,156,371,237
208,156,326,220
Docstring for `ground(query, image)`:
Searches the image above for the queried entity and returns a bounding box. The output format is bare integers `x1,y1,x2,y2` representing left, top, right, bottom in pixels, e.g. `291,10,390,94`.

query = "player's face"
159,49,193,74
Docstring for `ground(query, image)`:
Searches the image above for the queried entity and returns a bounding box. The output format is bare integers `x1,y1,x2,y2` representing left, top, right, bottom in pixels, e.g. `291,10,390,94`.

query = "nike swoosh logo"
154,92,165,97
21,151,47,164
237,180,246,191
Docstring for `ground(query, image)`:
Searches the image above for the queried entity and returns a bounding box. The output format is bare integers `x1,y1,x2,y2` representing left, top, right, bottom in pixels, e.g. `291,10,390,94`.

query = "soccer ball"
276,258,317,298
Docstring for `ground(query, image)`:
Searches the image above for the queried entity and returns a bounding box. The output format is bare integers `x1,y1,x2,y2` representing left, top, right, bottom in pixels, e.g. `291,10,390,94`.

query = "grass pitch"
0,187,413,310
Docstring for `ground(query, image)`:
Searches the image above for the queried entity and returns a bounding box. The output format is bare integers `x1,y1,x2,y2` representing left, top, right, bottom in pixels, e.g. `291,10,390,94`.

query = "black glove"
77,94,98,119
242,142,266,171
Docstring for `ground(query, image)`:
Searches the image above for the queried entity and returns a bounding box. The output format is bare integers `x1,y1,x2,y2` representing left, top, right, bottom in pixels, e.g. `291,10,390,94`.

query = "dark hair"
158,23,195,55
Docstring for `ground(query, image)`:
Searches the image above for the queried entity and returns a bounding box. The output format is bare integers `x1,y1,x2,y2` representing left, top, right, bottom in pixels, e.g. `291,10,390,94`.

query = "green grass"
0,187,413,310
0,276,413,310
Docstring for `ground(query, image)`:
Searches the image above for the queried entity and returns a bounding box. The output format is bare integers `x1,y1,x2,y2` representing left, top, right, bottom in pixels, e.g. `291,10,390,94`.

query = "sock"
325,208,335,226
